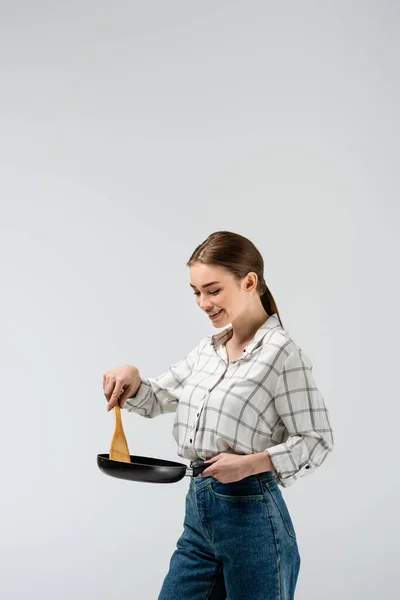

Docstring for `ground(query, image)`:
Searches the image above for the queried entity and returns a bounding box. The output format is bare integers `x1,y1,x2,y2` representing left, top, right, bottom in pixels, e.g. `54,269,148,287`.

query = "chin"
213,315,228,327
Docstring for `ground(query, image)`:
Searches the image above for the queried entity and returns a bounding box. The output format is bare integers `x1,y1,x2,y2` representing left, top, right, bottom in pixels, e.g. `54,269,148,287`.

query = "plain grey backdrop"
1,1,399,598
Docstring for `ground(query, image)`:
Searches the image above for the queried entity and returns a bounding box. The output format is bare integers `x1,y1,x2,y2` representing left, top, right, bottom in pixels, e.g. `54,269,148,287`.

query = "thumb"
204,455,220,464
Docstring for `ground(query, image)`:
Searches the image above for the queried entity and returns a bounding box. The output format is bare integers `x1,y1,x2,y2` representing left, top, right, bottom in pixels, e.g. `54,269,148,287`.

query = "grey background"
1,1,399,598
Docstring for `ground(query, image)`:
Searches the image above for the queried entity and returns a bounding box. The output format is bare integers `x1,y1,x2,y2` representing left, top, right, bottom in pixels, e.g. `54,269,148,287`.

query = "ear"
244,272,258,292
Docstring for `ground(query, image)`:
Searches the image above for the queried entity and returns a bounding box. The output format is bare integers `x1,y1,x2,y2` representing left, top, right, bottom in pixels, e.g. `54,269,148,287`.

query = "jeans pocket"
264,482,297,539
210,476,265,501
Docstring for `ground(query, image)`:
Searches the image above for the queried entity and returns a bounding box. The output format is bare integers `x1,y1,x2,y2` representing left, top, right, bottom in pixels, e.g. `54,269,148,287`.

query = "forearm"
124,377,178,418
245,451,277,476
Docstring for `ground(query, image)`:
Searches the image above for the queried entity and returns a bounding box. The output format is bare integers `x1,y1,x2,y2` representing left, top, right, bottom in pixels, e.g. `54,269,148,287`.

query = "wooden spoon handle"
113,401,123,428
109,402,131,463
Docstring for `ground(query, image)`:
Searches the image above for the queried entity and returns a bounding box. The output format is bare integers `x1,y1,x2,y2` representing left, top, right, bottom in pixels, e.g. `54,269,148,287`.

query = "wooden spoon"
109,401,131,463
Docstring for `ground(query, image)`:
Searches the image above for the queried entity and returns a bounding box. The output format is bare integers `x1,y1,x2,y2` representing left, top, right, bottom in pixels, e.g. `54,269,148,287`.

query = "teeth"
211,310,222,316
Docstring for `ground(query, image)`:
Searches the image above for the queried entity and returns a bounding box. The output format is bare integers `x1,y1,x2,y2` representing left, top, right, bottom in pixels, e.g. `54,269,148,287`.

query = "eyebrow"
189,281,221,289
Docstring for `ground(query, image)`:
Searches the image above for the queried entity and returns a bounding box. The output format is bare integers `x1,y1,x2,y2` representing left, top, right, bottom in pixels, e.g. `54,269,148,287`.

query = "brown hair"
186,231,283,328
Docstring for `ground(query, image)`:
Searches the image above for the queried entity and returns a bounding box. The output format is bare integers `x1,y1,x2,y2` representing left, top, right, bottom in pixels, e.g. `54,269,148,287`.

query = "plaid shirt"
124,313,334,488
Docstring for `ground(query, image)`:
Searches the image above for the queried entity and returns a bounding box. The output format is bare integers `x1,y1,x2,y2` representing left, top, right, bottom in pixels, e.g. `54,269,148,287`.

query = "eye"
193,289,221,296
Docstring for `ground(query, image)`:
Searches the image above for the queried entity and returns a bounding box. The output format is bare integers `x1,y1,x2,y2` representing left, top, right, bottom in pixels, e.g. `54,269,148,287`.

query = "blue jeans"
157,469,301,600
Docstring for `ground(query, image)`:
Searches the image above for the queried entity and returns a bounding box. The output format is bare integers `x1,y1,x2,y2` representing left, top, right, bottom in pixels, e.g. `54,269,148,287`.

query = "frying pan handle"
186,463,209,477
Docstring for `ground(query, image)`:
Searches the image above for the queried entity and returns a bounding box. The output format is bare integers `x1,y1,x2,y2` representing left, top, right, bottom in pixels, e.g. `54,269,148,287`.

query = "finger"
204,455,219,463
118,384,135,408
201,455,220,475
201,463,216,476
105,380,119,409
103,378,115,402
107,383,124,411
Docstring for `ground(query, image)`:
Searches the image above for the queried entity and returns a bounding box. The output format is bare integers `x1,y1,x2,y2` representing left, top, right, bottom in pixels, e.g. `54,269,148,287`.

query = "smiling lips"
208,309,223,319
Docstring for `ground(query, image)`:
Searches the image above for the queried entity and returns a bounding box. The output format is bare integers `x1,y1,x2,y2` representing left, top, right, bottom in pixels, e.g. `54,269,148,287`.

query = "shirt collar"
209,313,281,354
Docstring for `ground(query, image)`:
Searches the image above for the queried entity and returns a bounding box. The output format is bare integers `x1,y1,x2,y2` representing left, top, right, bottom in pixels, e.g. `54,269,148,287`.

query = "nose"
198,296,213,312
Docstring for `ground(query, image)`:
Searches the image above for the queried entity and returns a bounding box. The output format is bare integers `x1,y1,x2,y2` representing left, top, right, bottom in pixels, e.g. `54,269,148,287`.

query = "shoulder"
260,328,313,372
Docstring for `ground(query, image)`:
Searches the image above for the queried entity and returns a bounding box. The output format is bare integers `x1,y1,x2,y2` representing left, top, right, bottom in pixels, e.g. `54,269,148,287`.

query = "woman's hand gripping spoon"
109,401,131,463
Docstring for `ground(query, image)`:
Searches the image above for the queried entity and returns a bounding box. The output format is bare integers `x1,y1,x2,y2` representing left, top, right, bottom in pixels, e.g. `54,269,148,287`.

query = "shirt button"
190,439,192,443
305,465,310,469
196,413,199,417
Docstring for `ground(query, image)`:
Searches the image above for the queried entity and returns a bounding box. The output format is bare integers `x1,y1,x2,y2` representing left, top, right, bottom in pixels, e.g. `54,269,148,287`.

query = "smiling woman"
108,230,334,600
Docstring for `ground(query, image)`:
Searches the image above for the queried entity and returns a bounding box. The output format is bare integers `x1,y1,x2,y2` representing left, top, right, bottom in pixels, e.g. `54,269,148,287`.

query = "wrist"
246,451,276,476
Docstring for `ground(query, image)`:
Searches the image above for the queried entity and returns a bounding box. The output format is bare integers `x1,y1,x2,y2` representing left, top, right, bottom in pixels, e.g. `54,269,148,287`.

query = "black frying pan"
97,453,208,483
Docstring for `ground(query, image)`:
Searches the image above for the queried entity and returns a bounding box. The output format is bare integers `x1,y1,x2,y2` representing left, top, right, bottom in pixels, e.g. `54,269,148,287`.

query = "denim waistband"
189,459,278,485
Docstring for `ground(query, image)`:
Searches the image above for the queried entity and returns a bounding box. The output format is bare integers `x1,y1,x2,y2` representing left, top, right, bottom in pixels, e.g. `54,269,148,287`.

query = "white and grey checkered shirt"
124,313,334,488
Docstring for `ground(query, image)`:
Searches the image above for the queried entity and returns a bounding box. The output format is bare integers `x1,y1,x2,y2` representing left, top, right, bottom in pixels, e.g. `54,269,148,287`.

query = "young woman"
103,230,334,600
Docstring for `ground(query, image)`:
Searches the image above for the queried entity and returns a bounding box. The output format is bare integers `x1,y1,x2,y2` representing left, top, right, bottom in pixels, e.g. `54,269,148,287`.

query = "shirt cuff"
124,379,152,413
265,445,312,488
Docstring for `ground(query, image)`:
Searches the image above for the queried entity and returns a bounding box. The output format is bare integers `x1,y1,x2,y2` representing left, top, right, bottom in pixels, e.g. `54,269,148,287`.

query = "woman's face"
189,263,257,326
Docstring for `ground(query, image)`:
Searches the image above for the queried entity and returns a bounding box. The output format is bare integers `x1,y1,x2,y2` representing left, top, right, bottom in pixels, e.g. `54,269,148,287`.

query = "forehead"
189,263,228,285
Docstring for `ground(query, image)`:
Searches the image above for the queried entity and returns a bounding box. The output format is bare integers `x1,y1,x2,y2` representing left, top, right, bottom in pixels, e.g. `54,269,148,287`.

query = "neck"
230,307,270,346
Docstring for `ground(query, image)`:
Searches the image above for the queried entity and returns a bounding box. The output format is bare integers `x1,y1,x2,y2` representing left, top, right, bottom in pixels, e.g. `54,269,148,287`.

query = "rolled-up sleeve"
124,339,204,418
266,348,334,488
